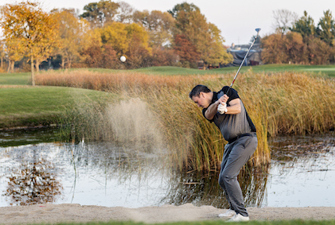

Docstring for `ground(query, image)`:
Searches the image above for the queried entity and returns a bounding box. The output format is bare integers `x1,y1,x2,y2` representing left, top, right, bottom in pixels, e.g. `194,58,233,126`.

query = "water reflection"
1,129,334,208
3,158,62,205
162,165,268,208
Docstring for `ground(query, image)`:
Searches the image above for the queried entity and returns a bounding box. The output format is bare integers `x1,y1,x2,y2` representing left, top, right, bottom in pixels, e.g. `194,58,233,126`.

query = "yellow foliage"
99,22,128,54
0,1,58,82
52,9,93,68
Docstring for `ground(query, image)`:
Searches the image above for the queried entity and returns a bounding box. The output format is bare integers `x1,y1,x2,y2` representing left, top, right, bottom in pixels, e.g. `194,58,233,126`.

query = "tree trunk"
11,61,14,72
35,59,40,73
68,58,72,69
7,60,11,73
61,57,65,69
31,55,35,86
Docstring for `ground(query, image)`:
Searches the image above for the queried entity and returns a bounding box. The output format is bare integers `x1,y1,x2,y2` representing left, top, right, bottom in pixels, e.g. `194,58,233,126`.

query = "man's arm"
204,100,221,120
225,98,241,114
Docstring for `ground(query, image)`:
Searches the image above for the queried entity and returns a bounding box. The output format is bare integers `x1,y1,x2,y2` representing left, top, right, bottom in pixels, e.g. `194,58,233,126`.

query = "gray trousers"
218,135,258,217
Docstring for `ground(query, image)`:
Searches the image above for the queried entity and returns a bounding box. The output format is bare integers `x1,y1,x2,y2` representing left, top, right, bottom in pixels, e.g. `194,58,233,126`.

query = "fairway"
0,72,31,85
0,86,114,127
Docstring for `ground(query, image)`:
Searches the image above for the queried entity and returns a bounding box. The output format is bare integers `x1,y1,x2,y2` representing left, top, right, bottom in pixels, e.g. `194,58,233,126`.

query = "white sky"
1,0,335,45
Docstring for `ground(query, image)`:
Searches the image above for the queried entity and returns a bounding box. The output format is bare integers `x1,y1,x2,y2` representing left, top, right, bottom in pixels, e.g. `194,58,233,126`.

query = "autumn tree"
173,34,199,67
285,31,306,63
52,9,91,69
261,33,289,64
0,40,5,70
168,2,199,32
133,10,174,47
170,2,233,67
80,0,119,27
3,38,25,73
0,1,58,85
316,10,335,46
306,36,332,64
126,23,151,68
99,22,129,54
147,47,177,67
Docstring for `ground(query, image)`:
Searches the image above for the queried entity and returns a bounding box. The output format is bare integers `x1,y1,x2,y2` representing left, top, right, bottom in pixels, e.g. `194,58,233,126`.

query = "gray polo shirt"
202,87,255,142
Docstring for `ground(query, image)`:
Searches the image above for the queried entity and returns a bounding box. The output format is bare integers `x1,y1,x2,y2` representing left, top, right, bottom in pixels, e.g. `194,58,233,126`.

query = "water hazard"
0,128,334,208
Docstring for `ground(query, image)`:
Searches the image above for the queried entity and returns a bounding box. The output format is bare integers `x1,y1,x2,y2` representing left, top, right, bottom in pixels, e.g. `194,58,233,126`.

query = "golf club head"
255,28,261,36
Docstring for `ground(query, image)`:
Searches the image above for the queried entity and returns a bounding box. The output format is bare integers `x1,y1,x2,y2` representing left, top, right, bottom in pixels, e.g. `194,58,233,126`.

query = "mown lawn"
0,72,31,85
1,64,335,79
0,86,113,128
88,64,335,76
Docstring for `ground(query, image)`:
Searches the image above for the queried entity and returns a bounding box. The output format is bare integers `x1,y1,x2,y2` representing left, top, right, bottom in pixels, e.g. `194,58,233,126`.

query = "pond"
0,128,334,208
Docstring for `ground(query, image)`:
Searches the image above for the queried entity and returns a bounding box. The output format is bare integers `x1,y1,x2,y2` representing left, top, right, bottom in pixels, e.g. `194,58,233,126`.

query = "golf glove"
218,103,228,114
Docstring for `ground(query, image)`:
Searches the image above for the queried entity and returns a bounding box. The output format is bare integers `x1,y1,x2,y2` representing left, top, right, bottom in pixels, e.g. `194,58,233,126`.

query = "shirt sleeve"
221,86,239,105
202,108,214,122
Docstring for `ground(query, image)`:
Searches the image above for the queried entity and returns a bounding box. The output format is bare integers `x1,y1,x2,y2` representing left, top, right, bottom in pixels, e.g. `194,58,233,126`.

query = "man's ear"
200,92,205,98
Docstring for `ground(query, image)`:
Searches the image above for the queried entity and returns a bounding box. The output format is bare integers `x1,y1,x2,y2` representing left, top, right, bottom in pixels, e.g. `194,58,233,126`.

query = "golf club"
225,28,261,96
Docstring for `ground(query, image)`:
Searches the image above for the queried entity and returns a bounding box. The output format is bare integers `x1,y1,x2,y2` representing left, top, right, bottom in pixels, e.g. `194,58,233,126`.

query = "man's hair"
189,85,211,99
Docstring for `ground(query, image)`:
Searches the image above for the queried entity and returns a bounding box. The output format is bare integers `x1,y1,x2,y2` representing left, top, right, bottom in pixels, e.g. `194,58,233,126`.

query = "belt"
228,132,256,144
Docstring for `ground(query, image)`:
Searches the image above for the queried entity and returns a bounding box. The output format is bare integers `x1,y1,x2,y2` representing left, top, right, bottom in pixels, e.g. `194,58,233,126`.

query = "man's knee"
219,171,236,187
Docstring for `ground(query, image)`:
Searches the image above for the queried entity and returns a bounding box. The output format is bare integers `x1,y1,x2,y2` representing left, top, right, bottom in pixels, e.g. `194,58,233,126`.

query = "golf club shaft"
226,29,260,96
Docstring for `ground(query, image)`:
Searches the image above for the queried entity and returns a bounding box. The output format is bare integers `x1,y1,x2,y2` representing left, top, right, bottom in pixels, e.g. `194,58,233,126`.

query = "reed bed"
36,70,335,172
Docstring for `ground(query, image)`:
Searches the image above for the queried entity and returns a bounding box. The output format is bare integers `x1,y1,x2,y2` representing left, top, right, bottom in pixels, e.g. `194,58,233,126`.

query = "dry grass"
36,70,335,172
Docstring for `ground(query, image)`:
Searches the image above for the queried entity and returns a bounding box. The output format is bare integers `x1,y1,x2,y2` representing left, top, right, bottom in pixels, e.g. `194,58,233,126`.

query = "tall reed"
36,70,335,172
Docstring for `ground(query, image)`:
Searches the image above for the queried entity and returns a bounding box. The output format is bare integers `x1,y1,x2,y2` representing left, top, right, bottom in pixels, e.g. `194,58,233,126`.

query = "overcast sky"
1,0,335,45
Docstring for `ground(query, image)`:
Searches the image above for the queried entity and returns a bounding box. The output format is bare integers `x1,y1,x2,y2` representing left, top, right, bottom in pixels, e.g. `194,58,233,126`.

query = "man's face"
192,92,210,108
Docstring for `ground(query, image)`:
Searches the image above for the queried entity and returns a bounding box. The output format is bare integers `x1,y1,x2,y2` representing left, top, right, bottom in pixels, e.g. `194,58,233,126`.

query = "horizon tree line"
0,1,334,83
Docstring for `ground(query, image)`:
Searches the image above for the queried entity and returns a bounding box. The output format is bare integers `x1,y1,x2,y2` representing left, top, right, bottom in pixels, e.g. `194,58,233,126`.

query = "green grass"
133,64,335,77
0,72,31,85
2,64,335,80
19,219,335,225
82,64,335,77
0,86,113,128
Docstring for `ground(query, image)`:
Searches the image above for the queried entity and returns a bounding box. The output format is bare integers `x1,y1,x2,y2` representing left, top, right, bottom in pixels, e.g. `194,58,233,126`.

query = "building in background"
227,43,262,66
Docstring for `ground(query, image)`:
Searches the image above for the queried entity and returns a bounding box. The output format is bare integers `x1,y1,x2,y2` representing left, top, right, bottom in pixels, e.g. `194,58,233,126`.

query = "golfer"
189,84,257,222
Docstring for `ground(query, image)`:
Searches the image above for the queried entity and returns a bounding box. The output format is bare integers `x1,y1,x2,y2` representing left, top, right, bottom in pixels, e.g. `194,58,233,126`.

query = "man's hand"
218,103,228,114
218,94,229,104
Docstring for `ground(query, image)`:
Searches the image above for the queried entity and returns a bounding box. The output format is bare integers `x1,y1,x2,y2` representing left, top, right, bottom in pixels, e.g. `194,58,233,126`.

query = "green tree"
80,0,119,27
290,11,316,41
316,10,335,46
0,1,58,84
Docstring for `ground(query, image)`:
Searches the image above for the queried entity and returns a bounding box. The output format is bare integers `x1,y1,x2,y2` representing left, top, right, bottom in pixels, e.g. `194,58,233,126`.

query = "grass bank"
34,69,335,172
0,86,114,128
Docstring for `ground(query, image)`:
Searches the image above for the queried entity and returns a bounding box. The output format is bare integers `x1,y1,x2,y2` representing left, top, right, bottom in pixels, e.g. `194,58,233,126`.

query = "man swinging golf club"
189,28,260,222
